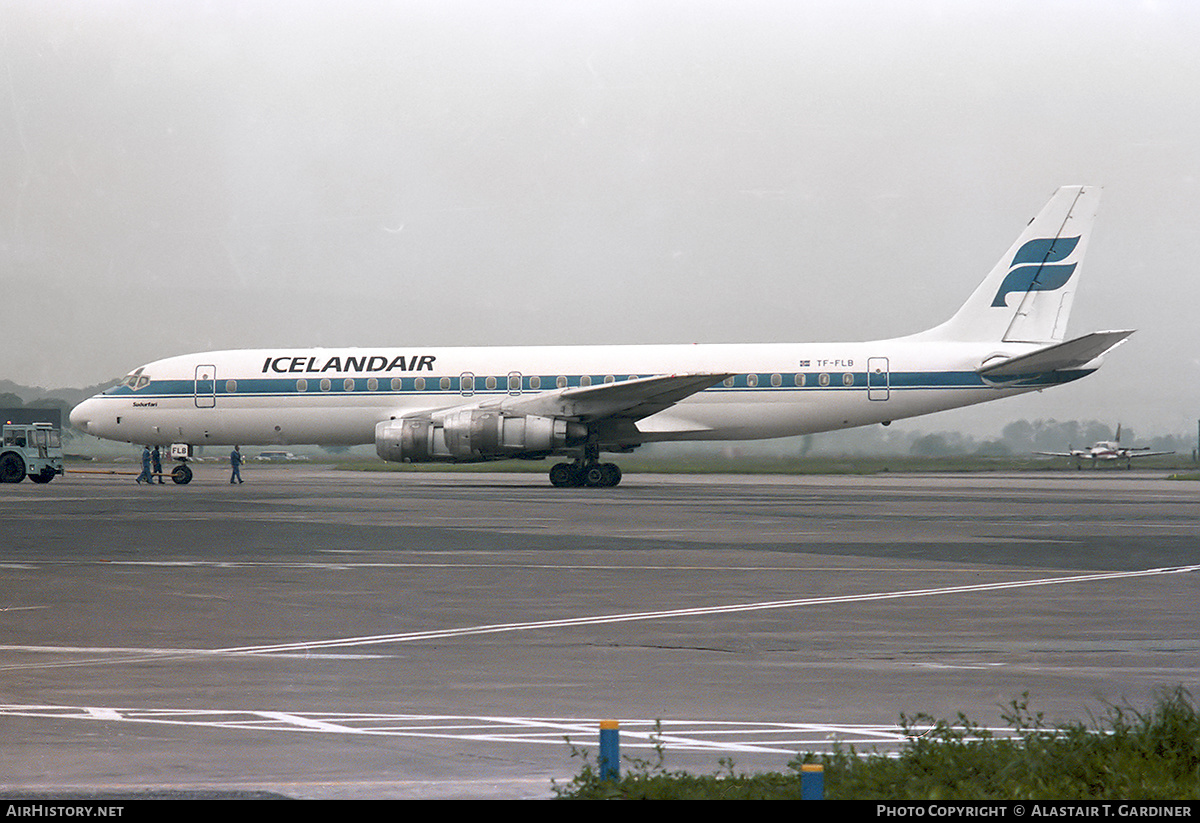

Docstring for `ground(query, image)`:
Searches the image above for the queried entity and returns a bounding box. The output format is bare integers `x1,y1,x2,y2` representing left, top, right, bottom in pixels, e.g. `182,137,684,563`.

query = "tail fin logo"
991,236,1081,307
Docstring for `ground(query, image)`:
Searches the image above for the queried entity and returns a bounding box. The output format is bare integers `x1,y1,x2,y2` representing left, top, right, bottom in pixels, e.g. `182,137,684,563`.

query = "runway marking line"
0,705,1017,754
216,564,1200,655
3,566,1196,665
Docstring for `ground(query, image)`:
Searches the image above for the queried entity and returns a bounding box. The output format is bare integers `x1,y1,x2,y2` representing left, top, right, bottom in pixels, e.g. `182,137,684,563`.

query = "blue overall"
136,447,152,484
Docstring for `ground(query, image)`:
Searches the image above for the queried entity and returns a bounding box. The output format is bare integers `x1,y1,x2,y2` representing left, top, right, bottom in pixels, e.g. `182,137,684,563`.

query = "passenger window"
485,376,497,390
556,375,567,388
530,375,541,390
604,375,615,384
391,377,402,391
440,376,451,391
794,373,805,387
226,380,237,393
368,377,380,391
746,374,758,387
320,378,331,392
842,373,854,387
343,378,355,392
411,377,422,391
580,375,592,387
723,376,735,388
818,373,830,387
297,379,308,392
771,373,782,387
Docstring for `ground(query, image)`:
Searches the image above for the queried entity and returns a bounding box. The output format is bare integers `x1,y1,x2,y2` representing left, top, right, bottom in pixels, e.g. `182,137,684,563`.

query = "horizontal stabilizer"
978,330,1134,377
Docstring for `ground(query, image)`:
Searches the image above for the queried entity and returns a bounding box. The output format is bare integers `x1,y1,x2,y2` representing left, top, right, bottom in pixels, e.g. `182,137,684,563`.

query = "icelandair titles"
261,354,437,374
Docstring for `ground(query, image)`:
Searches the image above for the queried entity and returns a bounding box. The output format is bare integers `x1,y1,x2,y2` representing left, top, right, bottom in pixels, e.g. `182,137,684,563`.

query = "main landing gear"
548,444,622,487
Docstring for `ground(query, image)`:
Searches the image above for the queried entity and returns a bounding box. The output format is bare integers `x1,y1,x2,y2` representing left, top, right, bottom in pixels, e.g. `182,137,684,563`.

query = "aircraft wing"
978,330,1135,377
1126,450,1175,458
495,372,733,422
1035,451,1083,458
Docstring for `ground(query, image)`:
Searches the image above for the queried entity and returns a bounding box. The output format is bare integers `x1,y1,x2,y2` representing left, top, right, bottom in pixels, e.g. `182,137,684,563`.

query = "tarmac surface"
1,464,1198,799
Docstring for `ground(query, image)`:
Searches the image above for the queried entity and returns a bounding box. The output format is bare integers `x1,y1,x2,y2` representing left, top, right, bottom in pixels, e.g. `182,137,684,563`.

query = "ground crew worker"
230,445,243,484
136,445,153,485
151,445,164,484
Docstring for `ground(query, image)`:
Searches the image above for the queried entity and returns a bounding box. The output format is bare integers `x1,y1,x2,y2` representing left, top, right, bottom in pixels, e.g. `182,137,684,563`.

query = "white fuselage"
67,186,1123,485
69,337,1086,450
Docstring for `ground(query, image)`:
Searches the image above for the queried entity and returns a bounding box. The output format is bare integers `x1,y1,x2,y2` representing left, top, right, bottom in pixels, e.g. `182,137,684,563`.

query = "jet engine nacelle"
375,411,586,463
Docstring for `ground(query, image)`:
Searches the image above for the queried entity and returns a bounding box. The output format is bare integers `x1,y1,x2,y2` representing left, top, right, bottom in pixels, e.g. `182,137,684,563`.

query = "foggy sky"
3,0,1199,435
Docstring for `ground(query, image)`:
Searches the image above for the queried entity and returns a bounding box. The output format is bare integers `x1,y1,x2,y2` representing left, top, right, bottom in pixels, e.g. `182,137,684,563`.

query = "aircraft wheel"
0,453,25,483
29,468,55,484
549,463,578,487
171,464,193,485
583,464,608,487
601,463,622,487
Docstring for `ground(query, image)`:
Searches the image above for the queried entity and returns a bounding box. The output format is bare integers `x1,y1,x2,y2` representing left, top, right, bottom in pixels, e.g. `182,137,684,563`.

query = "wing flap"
499,372,732,422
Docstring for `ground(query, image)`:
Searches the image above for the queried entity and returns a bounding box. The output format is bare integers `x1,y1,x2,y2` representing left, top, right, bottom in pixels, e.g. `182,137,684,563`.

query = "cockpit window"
111,367,151,391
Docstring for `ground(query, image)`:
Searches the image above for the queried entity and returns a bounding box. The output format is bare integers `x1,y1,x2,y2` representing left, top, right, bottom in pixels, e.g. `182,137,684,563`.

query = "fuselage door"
867,357,889,401
195,364,216,408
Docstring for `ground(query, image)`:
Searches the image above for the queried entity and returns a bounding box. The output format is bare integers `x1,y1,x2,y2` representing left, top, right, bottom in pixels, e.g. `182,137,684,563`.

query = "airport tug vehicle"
0,419,64,483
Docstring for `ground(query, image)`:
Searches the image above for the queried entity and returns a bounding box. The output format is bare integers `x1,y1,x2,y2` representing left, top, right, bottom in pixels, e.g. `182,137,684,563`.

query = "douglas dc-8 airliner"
71,186,1131,487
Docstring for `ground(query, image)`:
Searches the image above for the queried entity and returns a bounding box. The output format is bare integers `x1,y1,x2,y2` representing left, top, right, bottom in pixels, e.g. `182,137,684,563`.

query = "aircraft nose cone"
69,400,92,433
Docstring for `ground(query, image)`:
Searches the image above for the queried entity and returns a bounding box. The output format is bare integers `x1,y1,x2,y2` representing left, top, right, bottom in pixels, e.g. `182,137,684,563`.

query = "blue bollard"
800,763,824,799
599,720,620,781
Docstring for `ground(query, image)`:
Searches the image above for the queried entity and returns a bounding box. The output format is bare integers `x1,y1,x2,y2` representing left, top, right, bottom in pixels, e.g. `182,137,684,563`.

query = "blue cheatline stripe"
101,369,1092,401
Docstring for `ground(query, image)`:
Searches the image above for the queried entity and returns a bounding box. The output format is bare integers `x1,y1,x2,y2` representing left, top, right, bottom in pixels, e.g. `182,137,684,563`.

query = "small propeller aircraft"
1036,425,1173,469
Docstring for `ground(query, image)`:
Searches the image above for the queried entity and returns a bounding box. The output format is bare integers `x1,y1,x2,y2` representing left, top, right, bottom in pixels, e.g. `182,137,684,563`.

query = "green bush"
555,688,1200,800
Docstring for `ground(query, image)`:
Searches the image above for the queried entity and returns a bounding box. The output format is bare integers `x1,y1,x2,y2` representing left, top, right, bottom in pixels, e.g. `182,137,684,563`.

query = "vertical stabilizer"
916,186,1101,344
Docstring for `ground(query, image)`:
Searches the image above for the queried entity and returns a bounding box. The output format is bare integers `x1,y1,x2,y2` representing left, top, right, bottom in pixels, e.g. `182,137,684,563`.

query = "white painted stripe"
0,644,385,659
218,565,1200,655
255,711,367,734
4,566,1194,665
83,706,122,721
0,705,979,753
